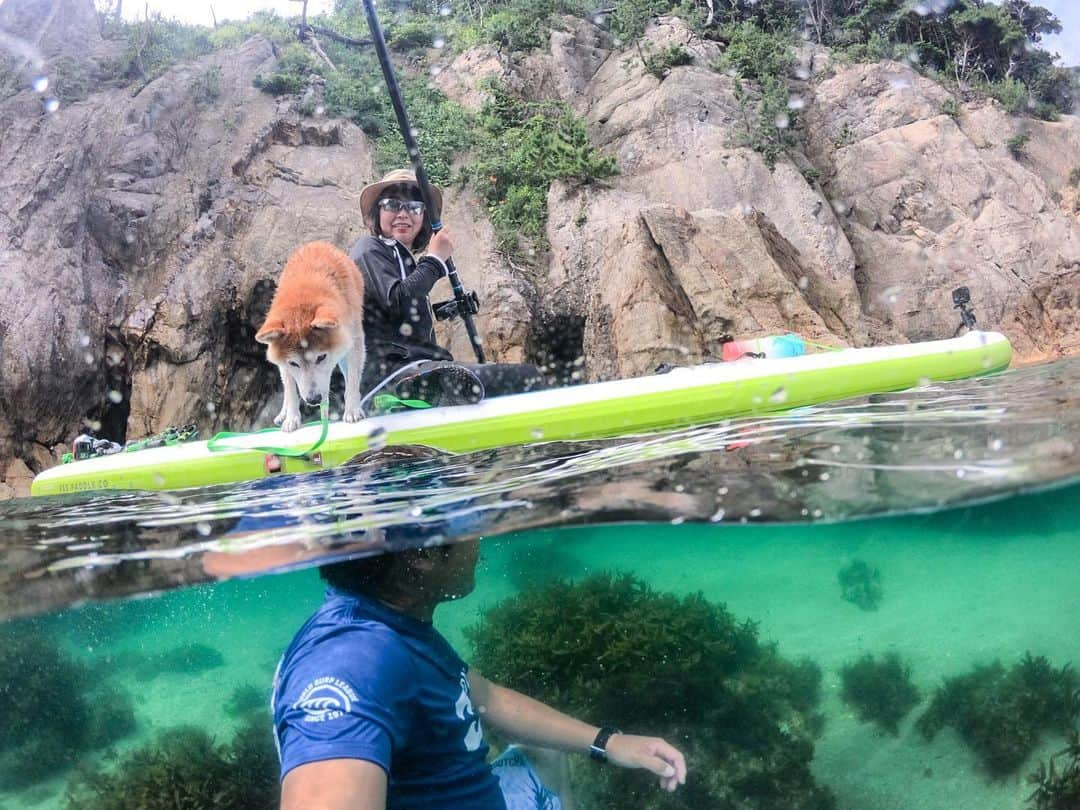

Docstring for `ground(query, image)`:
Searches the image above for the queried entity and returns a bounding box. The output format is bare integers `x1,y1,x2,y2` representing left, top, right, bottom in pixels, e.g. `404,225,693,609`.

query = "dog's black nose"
306,393,323,405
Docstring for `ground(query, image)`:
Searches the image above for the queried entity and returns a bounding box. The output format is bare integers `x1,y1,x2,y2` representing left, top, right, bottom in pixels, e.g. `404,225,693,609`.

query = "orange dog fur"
255,242,366,432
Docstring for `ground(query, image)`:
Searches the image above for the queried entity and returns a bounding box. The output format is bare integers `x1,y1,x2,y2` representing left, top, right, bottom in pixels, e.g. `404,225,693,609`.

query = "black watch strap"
589,726,620,763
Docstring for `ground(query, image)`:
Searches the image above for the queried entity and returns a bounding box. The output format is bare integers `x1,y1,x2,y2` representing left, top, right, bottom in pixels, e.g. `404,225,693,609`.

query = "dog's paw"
273,409,288,426
279,413,303,432
343,407,364,423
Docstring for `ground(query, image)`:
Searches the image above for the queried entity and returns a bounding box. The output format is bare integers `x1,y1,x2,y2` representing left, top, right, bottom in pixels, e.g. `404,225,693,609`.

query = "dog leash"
207,400,330,459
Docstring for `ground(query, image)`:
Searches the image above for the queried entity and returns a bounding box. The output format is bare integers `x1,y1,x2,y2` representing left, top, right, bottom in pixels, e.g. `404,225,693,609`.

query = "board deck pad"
31,332,1013,496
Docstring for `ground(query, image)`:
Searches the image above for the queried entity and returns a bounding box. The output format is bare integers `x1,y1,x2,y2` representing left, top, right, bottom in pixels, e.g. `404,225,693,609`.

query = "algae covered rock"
918,653,1080,777
839,652,920,735
467,572,834,809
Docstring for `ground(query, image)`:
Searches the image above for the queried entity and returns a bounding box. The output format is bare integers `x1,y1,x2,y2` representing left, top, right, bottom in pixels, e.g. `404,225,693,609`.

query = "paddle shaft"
360,0,486,363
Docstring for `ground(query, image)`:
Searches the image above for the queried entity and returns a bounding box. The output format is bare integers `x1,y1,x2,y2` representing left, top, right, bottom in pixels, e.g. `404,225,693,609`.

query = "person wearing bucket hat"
348,169,547,411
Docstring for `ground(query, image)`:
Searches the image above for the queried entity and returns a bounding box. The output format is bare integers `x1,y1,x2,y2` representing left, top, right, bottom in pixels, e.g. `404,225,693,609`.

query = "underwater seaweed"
918,653,1080,776
63,714,278,809
225,681,267,718
837,559,882,611
132,641,225,681
839,652,920,735
1027,731,1080,809
467,572,834,809
0,621,137,790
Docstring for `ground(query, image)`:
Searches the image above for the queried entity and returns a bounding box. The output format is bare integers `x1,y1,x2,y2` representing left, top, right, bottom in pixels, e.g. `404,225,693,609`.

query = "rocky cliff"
1,6,1078,497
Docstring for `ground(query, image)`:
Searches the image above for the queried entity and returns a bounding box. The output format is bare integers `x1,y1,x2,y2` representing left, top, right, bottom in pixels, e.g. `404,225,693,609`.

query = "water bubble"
819,472,830,481
570,370,583,381
409,127,419,138
795,66,811,81
769,387,788,404
774,113,790,129
749,507,762,518
674,483,685,493
953,449,964,460
787,95,805,111
84,352,95,364
717,486,728,496
811,508,823,518
831,198,851,216
32,75,48,93
44,97,60,113
955,468,966,479
798,276,809,290
315,105,325,115
107,390,123,404
432,37,446,49
572,355,585,367
710,508,726,522
196,521,212,536
409,506,423,517
830,444,841,455
670,516,686,525
399,323,413,337
800,507,810,516
429,65,444,77
300,338,309,348
989,438,1004,451
206,401,217,414
439,5,451,15
530,427,545,439
79,334,91,347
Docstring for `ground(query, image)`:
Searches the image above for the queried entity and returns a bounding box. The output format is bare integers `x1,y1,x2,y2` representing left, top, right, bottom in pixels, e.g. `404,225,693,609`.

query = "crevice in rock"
525,311,587,387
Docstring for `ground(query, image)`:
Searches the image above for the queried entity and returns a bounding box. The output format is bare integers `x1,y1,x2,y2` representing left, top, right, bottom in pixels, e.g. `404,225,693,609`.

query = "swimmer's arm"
280,758,387,810
468,669,686,791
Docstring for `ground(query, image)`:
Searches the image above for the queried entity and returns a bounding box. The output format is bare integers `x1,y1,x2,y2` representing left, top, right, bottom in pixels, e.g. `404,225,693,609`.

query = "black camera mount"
952,286,977,334
433,290,480,322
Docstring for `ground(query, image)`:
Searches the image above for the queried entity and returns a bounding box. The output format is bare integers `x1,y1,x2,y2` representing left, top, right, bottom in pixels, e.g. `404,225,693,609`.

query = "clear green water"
2,482,1078,809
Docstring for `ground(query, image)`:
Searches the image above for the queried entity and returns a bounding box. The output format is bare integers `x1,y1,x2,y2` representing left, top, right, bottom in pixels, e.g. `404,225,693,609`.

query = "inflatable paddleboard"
31,332,1012,496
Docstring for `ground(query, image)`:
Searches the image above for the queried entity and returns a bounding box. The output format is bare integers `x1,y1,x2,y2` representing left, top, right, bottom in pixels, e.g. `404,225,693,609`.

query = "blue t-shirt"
273,587,507,809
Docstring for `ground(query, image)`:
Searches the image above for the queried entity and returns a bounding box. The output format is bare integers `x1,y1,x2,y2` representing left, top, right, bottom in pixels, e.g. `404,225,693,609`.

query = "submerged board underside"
31,332,1013,496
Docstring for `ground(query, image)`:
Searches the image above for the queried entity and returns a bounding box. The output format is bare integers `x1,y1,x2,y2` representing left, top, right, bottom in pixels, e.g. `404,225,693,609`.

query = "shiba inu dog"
256,242,366,432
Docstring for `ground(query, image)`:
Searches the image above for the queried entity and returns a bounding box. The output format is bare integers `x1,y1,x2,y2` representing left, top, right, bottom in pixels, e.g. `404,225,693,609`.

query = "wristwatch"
589,726,621,763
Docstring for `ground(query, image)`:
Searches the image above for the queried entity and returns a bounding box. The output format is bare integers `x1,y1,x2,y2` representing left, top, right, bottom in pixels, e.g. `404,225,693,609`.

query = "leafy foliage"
1006,131,1031,158
840,653,921,735
917,653,1080,777
64,716,279,810
467,573,834,808
0,621,137,790
254,43,322,95
1028,731,1080,810
642,43,693,79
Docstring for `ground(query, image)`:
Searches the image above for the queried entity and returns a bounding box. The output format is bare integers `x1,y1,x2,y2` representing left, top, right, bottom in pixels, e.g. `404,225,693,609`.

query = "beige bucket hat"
359,169,443,221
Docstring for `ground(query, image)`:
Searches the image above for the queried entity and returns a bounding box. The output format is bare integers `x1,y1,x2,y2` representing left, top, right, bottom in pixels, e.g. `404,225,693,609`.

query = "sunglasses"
378,198,426,216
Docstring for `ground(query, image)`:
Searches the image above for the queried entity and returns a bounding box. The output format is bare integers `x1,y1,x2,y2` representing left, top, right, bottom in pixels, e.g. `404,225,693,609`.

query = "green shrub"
50,56,94,103
102,14,215,84
191,65,223,104
840,653,920,735
714,21,794,83
982,77,1029,115
465,85,616,254
642,43,693,79
918,653,1080,777
254,43,321,96
1005,132,1031,159
387,16,442,53
730,76,798,170
467,573,834,808
940,97,960,119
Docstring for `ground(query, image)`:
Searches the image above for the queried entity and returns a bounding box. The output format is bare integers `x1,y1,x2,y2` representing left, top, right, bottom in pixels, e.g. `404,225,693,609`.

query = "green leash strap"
207,401,330,458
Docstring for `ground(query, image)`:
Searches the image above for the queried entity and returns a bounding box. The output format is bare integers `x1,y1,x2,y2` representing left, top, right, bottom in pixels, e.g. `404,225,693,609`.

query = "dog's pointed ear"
256,319,285,344
311,306,339,331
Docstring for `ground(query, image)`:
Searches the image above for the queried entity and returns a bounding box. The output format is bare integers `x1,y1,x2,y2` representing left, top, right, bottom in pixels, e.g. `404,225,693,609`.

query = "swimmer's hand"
606,733,687,791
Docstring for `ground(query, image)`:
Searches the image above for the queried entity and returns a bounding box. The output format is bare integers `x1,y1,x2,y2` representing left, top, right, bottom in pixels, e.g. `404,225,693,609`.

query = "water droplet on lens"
84,352,95,364
670,516,686,525
819,472,830,481
153,473,166,486
989,438,1004,451
79,334,91,347
206,401,216,414
717,486,728,496
955,468,966,479
530,427,545,439
108,390,123,404
953,449,964,460
44,97,60,113
439,5,451,15
433,37,445,49
769,387,788,404
399,323,413,336
429,65,444,77
710,508,726,522
196,521,212,536
33,75,48,93
774,113,790,129
787,95,805,111
795,67,810,80
409,506,423,517
811,508,823,518
749,507,762,517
